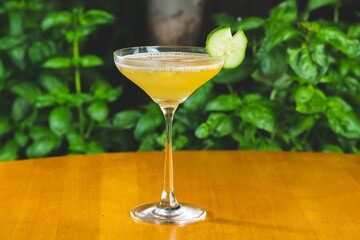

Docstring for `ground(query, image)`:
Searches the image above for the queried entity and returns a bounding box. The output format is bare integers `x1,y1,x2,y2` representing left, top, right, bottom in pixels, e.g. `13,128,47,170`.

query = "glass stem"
158,105,180,209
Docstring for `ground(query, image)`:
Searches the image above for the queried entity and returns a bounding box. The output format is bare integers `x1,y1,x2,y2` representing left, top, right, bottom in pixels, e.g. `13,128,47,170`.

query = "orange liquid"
116,52,223,106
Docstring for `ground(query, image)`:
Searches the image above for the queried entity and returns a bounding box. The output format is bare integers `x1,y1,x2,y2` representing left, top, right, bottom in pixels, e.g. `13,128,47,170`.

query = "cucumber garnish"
206,26,248,69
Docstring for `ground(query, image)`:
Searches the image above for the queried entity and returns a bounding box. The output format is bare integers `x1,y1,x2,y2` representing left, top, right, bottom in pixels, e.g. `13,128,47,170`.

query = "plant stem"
226,83,234,94
74,38,81,92
270,89,277,100
333,4,339,24
73,35,84,135
302,125,312,143
84,119,94,139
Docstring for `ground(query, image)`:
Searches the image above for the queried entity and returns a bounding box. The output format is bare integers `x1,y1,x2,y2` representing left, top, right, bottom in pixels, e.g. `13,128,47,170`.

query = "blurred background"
0,0,359,161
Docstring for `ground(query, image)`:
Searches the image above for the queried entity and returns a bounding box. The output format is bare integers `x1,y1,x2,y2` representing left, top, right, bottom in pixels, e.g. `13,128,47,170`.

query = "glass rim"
113,46,225,63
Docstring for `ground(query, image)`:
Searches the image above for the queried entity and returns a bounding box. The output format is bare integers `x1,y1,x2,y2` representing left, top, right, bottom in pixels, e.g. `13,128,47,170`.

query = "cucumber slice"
206,26,248,69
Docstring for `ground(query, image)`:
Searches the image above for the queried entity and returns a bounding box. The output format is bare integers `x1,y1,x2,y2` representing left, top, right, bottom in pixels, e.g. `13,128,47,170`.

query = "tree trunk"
147,0,206,45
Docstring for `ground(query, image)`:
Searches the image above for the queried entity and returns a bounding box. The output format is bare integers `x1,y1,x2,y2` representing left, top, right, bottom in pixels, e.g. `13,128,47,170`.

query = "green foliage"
121,0,360,153
0,0,129,161
201,0,360,153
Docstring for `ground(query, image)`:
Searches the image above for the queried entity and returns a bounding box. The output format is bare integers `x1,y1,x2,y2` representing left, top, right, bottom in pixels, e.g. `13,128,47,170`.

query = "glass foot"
130,202,206,225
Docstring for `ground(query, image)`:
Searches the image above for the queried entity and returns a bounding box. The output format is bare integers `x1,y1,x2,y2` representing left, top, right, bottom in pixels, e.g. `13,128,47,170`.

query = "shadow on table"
206,211,317,235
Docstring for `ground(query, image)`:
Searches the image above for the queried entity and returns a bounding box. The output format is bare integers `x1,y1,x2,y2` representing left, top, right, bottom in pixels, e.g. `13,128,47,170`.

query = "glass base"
130,202,206,225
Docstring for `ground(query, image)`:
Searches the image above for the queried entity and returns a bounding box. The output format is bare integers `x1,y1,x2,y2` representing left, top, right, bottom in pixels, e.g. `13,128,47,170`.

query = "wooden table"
0,151,359,239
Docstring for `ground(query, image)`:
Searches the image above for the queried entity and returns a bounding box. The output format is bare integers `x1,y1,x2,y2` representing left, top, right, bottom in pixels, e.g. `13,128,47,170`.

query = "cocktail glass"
113,46,224,225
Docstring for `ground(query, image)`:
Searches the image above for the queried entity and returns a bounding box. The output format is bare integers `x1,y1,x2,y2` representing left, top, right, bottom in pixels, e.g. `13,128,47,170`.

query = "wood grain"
0,151,359,239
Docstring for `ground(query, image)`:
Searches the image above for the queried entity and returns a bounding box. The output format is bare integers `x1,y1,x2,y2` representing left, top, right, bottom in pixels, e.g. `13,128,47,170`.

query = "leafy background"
0,0,359,161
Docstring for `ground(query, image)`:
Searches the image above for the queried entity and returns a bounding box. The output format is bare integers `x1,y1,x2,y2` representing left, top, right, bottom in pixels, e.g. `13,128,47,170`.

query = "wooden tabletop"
0,151,359,239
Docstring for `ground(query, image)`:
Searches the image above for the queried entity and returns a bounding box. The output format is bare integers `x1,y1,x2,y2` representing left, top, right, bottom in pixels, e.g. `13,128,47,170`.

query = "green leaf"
113,110,141,130
25,1,43,10
67,131,86,153
321,144,343,153
86,141,105,154
15,131,28,148
352,147,360,154
43,57,72,69
138,134,158,151
0,36,25,50
212,12,235,26
65,28,92,42
232,124,257,149
288,46,318,82
205,94,241,112
326,74,360,94
243,93,262,103
258,138,282,151
9,46,26,69
5,1,26,10
294,86,327,114
91,81,122,102
81,10,114,26
134,104,162,140
183,81,213,111
327,110,360,139
11,97,31,122
299,21,321,32
49,107,72,136
253,64,292,90
348,24,360,39
269,0,297,24
11,82,40,103
273,74,292,89
173,122,186,134
20,111,37,129
9,10,23,35
195,123,210,139
26,136,59,158
173,135,188,150
260,47,287,79
39,73,65,92
257,27,300,57
29,126,55,141
317,27,360,59
0,59,4,80
0,117,12,138
35,94,56,108
342,76,360,94
210,114,233,138
288,42,329,84
4,0,43,12
306,0,339,12
212,58,255,84
289,115,316,138
80,55,104,68
0,140,18,161
28,41,57,63
239,101,275,132
232,17,265,31
41,11,71,30
87,101,109,122
339,58,360,78
4,1,42,11
47,88,92,107
308,40,329,72
327,97,352,112
201,113,234,138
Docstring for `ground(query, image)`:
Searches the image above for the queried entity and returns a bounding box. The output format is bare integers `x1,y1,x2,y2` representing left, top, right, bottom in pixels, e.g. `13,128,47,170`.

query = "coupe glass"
113,46,224,224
